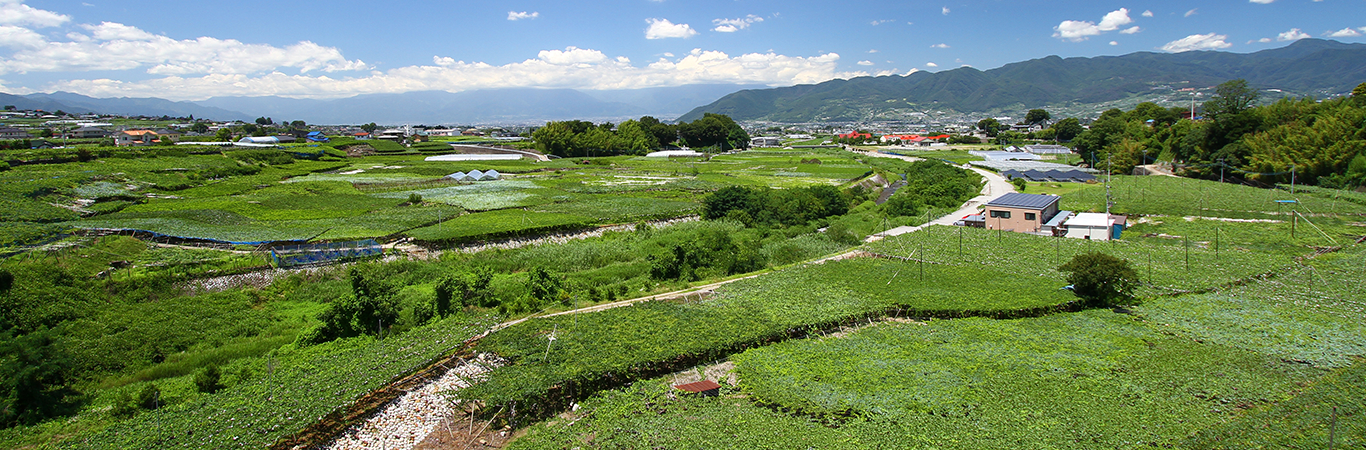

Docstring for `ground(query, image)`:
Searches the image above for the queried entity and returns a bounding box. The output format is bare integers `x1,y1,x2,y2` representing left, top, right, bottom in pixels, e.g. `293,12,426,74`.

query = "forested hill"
679,38,1366,122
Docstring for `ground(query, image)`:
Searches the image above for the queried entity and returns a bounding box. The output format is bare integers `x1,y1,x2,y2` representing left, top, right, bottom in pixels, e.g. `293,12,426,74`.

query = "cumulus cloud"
1249,0,1274,3
1326,27,1361,38
1053,8,1134,41
1109,41,1118,46
1141,10,1153,17
874,69,900,77
941,6,950,15
1161,33,1232,52
34,48,865,101
507,11,538,21
1185,9,1198,17
1277,28,1310,41
931,43,950,48
1254,37,1273,43
1120,26,1141,34
0,0,70,28
857,60,873,66
645,18,697,39
870,19,894,26
712,15,762,32
868,49,879,53
926,62,938,67
0,20,370,75
0,24,46,49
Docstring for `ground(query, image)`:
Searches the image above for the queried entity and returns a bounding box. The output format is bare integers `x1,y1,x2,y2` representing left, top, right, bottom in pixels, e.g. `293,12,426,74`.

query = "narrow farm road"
853,147,1015,241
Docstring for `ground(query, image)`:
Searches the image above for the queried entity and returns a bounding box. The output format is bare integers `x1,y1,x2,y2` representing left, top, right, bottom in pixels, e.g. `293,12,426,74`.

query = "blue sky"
1,0,1363,100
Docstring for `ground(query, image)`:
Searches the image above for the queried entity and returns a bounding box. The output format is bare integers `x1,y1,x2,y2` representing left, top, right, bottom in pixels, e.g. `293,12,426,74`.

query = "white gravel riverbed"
322,353,503,450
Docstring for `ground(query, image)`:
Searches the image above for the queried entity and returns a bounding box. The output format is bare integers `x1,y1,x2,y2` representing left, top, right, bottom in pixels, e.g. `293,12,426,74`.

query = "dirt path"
854,148,1015,241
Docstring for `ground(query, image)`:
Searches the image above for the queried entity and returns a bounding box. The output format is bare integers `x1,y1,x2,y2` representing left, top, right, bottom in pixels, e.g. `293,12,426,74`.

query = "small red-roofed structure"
673,380,722,397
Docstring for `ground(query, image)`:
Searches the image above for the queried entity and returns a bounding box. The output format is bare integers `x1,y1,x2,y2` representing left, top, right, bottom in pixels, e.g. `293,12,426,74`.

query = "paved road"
854,148,1015,241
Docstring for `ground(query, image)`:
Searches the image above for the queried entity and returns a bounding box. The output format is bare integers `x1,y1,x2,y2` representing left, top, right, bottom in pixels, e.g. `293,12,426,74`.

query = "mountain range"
1,84,762,125
3,39,1363,125
680,38,1366,123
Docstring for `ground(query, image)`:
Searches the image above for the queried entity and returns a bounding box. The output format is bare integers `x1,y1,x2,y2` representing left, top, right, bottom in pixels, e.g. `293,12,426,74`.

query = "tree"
1353,82,1366,106
360,123,378,134
976,118,1001,137
214,128,233,142
1050,117,1084,141
189,122,210,133
640,116,677,147
290,120,306,130
1203,79,1259,120
1024,109,1051,126
1057,252,1139,307
255,117,273,126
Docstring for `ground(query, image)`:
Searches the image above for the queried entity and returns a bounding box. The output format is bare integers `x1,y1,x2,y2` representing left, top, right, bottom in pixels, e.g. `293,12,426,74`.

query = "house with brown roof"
114,130,158,146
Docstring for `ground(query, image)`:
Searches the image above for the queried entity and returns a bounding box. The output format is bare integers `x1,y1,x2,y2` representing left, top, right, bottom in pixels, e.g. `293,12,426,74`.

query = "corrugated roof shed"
674,380,722,395
985,193,1060,210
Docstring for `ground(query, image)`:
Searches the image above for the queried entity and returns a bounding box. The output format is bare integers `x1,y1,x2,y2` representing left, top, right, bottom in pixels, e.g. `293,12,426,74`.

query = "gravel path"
323,353,504,450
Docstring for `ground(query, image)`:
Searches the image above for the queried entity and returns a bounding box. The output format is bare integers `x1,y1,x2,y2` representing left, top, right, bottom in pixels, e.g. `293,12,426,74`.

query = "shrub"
1057,252,1139,307
408,193,423,205
194,365,223,394
1012,177,1027,192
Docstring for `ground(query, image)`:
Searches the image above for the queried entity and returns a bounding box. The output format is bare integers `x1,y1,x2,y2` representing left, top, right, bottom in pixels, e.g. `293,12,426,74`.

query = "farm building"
982,193,1061,234
673,380,722,397
751,136,781,147
70,126,109,139
1023,144,1072,155
1063,213,1127,240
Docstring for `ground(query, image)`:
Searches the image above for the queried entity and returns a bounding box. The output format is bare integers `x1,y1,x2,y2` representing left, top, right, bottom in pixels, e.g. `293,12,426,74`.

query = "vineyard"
5,314,499,450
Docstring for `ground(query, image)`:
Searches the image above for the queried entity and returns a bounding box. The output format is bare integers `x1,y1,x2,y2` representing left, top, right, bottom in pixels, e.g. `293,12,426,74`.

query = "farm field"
4,140,1363,449
486,175,1365,449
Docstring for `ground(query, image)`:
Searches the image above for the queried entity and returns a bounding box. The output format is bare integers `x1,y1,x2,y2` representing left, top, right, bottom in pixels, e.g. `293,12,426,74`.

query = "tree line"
531,113,750,158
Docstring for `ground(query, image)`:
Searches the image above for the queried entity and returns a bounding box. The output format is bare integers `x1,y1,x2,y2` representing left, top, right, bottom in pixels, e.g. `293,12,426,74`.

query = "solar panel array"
1000,169,1097,183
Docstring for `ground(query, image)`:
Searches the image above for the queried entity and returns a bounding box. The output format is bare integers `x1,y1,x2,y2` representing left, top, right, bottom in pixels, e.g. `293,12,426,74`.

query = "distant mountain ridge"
679,38,1366,122
1,84,761,125
1,92,252,121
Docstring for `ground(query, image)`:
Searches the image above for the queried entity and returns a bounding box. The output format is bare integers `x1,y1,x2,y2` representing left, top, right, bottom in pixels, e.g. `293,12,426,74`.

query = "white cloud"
0,0,70,28
941,6,950,15
83,21,155,40
1249,0,1274,3
1161,33,1232,52
712,15,762,32
857,60,873,66
1326,27,1361,38
870,19,893,26
1254,37,1273,43
0,21,370,75
1120,26,1141,35
874,69,900,77
0,24,46,49
537,46,608,65
1053,8,1133,41
926,62,938,67
33,48,865,101
868,49,879,53
1185,9,1198,17
1277,28,1310,41
931,43,950,48
507,11,538,21
1109,41,1118,46
645,18,697,39
1142,10,1153,17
